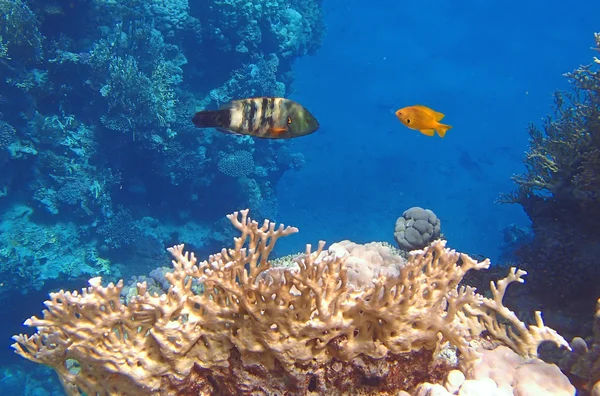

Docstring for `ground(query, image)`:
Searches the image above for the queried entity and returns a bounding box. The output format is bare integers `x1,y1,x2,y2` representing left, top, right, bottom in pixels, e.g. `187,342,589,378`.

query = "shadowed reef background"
1,0,600,393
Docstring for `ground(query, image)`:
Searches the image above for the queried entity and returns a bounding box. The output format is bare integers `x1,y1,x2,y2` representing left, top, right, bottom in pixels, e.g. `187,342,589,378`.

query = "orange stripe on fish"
269,127,288,135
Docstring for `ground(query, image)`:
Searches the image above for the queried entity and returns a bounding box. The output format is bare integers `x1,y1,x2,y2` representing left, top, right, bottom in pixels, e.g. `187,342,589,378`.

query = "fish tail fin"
435,123,452,138
192,110,231,129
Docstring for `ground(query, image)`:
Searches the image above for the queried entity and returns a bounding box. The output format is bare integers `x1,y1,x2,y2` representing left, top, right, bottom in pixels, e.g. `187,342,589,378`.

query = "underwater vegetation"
501,33,600,319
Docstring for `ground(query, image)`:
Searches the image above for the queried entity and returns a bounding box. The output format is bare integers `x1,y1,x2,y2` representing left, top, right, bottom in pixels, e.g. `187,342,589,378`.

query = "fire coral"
13,210,568,395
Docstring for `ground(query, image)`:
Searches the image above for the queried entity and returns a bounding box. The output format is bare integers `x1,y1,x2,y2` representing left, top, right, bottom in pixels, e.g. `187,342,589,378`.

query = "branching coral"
84,11,185,140
13,210,568,395
96,52,180,136
498,34,600,330
0,0,43,63
24,113,113,217
501,33,600,204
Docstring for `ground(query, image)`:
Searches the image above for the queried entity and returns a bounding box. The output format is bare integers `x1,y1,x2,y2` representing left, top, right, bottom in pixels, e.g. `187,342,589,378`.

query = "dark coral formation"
501,34,600,327
558,299,600,393
161,349,451,396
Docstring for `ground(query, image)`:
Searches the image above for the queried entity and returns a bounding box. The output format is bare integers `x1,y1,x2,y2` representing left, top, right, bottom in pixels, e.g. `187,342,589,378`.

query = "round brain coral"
394,206,441,251
217,150,254,177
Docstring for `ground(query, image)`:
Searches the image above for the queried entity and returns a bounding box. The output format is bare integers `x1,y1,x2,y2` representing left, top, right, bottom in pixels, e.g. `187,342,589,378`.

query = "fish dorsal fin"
414,104,445,121
218,102,233,110
433,111,445,121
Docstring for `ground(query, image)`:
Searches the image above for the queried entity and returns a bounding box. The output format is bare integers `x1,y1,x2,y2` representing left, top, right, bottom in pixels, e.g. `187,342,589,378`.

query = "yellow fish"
192,97,319,139
395,105,452,138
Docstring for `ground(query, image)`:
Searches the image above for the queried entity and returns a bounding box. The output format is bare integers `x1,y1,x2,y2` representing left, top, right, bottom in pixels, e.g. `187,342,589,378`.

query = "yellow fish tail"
434,123,452,138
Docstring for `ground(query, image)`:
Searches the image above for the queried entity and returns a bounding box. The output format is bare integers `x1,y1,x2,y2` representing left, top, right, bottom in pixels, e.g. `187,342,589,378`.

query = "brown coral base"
160,348,452,396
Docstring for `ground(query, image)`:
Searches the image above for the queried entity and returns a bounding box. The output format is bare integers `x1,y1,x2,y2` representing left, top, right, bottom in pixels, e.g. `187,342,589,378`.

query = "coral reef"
500,33,600,322
0,365,62,396
0,0,43,64
0,205,115,295
0,0,323,290
394,206,442,251
13,210,570,395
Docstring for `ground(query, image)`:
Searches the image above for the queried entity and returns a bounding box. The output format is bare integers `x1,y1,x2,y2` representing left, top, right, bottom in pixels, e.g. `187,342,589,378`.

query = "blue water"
276,1,598,260
1,0,599,394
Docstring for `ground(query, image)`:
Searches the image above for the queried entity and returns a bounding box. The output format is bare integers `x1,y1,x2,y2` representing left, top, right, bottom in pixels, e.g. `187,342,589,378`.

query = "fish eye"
406,119,411,124
287,117,292,125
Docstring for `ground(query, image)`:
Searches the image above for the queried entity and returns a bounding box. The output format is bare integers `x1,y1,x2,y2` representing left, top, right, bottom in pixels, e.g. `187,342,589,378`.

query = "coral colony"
0,0,319,295
14,210,574,395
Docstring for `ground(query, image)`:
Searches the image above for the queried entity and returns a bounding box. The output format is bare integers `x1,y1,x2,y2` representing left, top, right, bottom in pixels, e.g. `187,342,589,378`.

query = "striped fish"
192,97,320,139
